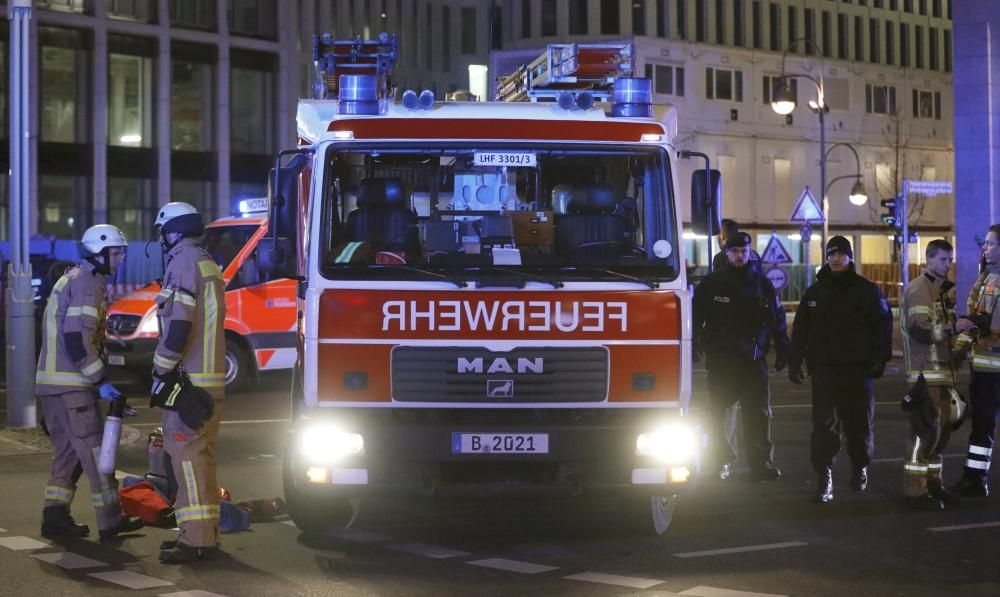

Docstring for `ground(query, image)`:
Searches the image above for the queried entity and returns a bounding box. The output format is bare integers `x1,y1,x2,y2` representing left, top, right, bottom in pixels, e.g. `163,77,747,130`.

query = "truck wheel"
224,340,250,393
622,495,676,536
282,453,360,534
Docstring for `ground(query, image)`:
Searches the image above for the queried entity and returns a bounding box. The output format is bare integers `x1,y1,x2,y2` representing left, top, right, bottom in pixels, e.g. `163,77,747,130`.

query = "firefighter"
36,224,144,541
950,224,1000,497
788,236,893,504
900,239,962,509
693,232,789,482
151,202,227,563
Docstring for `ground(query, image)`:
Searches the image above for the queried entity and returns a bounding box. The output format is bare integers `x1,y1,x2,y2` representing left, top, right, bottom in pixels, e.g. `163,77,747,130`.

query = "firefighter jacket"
955,266,1000,373
153,238,227,399
788,263,893,373
693,263,789,361
902,271,958,385
35,261,109,395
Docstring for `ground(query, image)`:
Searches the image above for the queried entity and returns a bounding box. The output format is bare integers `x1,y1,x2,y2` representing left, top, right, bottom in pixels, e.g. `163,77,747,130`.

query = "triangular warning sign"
760,234,794,265
788,187,825,223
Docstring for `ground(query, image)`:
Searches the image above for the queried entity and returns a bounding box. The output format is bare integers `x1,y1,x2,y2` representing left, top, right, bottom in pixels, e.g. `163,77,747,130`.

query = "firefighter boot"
927,479,961,505
904,494,944,511
949,475,989,498
98,517,145,542
816,468,834,504
159,542,220,564
850,467,869,491
41,506,90,538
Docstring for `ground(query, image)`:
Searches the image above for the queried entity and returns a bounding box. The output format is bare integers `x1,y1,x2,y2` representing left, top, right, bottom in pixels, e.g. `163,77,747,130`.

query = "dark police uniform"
789,262,892,487
693,253,789,477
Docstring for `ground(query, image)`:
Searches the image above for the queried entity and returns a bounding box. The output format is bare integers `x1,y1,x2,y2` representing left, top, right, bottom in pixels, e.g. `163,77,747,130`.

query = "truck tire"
282,439,360,534
224,338,251,393
621,494,676,536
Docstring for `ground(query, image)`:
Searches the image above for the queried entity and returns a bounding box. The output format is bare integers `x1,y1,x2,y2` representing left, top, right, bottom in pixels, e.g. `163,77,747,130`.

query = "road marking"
387,542,470,559
88,570,174,589
673,541,807,558
928,521,1000,532
680,586,788,597
565,572,664,589
32,551,107,569
467,558,558,574
160,591,231,597
329,528,392,543
0,536,50,550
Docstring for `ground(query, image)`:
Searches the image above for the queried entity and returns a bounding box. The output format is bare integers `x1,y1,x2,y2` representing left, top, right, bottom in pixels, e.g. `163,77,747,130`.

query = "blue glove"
98,382,122,402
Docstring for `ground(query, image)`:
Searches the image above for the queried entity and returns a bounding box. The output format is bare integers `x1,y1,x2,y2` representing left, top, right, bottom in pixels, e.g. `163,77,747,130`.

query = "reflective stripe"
81,359,104,377
190,372,225,388
92,492,114,508
45,288,60,372
966,459,990,470
164,383,182,408
969,445,993,456
971,354,1000,370
172,291,197,308
904,464,928,472
35,372,91,387
154,353,180,370
44,485,74,504
203,282,218,375
157,289,173,300
182,461,201,507
198,260,221,279
909,306,931,315
906,371,951,383
335,242,364,264
174,505,220,523
927,462,943,470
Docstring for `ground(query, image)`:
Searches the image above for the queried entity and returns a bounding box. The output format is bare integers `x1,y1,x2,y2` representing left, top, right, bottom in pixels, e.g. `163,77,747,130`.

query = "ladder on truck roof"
495,42,635,103
312,32,398,100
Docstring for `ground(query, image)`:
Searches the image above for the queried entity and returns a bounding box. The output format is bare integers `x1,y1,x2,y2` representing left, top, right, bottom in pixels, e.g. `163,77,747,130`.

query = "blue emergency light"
238,197,270,216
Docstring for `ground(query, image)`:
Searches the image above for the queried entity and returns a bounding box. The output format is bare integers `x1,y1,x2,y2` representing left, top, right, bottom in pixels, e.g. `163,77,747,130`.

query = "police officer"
900,239,962,509
36,224,144,540
152,202,227,563
788,235,892,503
712,219,761,272
694,231,788,481
950,224,1000,497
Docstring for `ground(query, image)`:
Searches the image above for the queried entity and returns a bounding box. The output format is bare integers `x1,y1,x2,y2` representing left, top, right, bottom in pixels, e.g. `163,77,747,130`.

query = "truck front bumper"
104,337,158,371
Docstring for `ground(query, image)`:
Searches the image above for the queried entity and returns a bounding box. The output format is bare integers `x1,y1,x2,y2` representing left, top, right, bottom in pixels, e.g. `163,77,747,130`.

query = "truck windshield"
318,144,679,284
203,226,257,271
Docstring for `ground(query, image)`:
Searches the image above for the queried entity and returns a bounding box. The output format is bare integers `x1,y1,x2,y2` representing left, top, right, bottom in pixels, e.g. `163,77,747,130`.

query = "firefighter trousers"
903,385,954,497
706,354,775,471
961,371,1000,480
163,399,223,548
41,391,123,531
810,365,875,474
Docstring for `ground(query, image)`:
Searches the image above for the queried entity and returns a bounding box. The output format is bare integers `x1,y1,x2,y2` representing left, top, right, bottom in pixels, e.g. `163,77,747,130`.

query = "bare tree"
871,103,932,226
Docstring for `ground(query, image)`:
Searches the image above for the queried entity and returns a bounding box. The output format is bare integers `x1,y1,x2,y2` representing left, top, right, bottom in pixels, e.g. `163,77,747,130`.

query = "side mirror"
690,169,722,236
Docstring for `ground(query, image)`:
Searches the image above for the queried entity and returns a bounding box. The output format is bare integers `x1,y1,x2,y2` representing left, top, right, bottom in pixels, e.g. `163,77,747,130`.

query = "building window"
228,0,277,39
912,89,941,119
171,41,215,223
915,25,924,69
167,0,218,31
425,4,433,69
900,23,910,67
40,27,91,145
230,50,276,155
108,177,155,240
646,63,686,96
108,35,155,149
944,29,952,73
837,13,848,60
929,27,939,70
105,0,157,22
570,0,588,35
40,176,89,239
752,1,762,49
635,0,647,36
763,75,797,105
657,0,667,37
919,0,927,15
932,0,942,18
677,0,688,40
769,2,781,51
904,0,913,12
36,0,87,13
695,0,707,42
869,18,879,63
491,5,503,50
787,6,797,51
822,11,831,57
865,83,896,115
521,0,531,38
461,7,476,54
733,0,745,47
804,8,815,55
715,0,725,44
442,7,451,71
885,22,894,65
542,0,557,36
854,16,863,62
601,0,620,34
706,67,743,102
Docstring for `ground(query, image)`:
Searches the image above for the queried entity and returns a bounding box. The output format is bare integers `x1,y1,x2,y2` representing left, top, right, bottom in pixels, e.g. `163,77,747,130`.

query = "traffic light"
880,198,901,230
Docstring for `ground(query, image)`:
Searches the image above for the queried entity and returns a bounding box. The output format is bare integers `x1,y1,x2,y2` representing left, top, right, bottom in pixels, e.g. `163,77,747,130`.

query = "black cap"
826,235,853,258
725,231,752,250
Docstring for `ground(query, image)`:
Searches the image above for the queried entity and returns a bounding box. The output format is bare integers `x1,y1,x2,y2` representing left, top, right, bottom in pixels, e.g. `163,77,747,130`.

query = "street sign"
760,233,794,265
789,187,825,223
904,180,953,196
766,266,788,291
799,223,813,241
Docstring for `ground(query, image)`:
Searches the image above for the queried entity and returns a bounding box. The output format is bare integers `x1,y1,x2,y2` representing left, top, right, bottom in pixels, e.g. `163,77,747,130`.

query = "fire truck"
277,34,716,535
104,201,298,392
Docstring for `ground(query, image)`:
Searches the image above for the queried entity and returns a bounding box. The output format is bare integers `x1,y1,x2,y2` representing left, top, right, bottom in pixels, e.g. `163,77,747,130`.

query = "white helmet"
155,201,204,236
80,224,128,257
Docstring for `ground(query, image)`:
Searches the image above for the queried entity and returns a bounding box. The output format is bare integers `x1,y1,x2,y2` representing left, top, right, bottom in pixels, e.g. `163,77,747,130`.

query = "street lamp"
823,142,868,209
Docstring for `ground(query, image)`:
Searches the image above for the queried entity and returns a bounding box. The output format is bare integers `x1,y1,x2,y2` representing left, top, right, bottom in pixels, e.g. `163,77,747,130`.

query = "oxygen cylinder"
97,397,127,475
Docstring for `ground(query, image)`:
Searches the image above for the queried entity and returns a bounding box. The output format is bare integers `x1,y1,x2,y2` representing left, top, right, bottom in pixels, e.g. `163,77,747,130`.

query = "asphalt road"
1,363,999,597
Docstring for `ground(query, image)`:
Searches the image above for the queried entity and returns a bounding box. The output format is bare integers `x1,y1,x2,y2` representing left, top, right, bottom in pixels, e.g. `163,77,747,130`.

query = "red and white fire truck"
276,34,715,535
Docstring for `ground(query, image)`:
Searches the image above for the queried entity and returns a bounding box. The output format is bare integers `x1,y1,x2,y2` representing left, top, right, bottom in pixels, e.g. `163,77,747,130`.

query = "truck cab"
104,205,298,392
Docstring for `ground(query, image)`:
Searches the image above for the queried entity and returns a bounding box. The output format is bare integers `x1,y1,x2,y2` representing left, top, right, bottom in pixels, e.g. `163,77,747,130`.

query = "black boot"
949,475,990,497
927,479,961,505
816,468,834,503
41,506,90,538
99,517,145,541
748,464,782,482
159,543,220,564
850,467,869,491
904,494,944,511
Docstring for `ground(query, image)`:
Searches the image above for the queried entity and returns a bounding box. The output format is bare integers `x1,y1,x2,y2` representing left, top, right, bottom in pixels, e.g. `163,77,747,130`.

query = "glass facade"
229,0,277,39
108,35,155,148
230,50,276,155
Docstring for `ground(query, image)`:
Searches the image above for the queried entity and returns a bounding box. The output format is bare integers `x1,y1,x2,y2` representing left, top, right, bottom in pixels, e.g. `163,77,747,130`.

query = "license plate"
451,433,549,454
473,152,537,167
108,355,125,366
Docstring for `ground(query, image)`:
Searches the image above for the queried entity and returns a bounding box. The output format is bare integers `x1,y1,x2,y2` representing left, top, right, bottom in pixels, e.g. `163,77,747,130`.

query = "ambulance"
277,34,717,535
103,200,298,392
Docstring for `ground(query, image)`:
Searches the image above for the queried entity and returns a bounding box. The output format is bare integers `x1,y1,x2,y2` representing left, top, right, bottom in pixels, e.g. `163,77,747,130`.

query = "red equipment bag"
119,481,175,526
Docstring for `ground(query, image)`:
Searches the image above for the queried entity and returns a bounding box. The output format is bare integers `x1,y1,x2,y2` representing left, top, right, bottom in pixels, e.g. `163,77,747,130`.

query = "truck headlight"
636,423,696,464
137,311,159,335
301,425,364,463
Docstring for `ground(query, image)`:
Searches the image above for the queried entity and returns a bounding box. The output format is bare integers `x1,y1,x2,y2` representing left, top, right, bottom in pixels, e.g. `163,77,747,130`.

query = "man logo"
487,379,514,398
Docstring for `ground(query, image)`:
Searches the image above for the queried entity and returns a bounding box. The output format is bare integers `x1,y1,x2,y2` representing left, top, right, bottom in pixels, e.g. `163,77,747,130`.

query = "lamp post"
824,142,868,208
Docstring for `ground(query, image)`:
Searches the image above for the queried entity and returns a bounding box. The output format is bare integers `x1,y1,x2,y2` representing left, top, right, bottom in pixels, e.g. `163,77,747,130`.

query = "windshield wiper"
367,264,467,288
559,266,660,289
466,266,564,289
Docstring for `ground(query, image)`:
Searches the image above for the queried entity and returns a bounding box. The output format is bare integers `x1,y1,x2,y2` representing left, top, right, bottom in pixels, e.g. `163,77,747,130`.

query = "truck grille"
391,346,609,403
107,314,141,336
